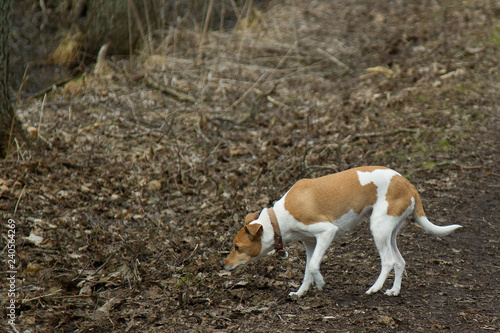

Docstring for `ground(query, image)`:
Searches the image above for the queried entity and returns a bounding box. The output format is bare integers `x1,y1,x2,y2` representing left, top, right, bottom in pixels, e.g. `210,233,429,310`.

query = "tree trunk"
0,0,25,158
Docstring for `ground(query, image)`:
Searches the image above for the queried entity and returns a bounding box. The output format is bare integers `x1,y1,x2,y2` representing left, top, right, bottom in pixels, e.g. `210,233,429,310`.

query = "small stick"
226,42,296,111
352,128,419,139
37,94,46,140
142,0,154,55
9,322,19,333
13,185,26,216
179,244,199,266
316,48,350,72
230,0,242,24
89,250,119,278
200,0,215,50
128,0,133,61
128,0,148,56
22,288,62,304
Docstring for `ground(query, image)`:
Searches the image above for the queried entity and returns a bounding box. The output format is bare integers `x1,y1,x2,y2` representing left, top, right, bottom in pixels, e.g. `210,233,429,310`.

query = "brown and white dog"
223,166,462,298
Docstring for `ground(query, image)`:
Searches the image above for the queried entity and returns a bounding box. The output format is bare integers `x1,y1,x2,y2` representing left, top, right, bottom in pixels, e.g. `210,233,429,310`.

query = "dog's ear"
244,211,260,225
244,224,263,239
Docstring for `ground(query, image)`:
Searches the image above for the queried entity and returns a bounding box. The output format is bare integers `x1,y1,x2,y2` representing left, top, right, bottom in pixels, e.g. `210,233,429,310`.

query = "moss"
488,20,500,46
439,138,453,148
422,161,436,170
175,274,194,288
417,95,428,102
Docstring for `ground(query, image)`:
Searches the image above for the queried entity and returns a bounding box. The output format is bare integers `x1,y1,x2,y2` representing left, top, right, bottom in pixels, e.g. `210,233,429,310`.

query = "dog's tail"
413,187,462,237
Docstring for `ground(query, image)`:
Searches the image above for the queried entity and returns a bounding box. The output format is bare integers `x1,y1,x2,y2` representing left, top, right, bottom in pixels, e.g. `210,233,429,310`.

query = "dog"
222,166,462,298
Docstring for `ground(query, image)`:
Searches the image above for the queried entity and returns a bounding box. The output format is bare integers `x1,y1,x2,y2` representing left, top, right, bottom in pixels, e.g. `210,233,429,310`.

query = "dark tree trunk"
0,0,25,158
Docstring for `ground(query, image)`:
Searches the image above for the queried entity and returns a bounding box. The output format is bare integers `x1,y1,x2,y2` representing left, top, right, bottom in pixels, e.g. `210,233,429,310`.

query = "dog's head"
222,211,265,271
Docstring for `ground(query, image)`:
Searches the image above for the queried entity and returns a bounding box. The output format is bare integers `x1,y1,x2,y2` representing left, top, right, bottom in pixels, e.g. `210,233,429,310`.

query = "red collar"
267,208,288,259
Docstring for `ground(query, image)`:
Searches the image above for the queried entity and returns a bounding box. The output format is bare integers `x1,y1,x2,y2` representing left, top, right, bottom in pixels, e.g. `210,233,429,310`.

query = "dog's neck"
267,208,287,258
250,208,279,255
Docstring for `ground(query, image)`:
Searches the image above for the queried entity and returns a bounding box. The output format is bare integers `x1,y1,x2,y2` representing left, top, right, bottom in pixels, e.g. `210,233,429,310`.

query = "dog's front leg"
289,224,338,299
289,240,316,299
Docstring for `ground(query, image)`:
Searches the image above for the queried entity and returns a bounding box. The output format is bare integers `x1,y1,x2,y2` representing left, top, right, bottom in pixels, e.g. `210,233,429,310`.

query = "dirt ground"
1,0,499,332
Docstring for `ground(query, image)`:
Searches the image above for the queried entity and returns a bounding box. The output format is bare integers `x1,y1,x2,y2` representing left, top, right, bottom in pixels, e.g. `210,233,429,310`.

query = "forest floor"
2,0,499,332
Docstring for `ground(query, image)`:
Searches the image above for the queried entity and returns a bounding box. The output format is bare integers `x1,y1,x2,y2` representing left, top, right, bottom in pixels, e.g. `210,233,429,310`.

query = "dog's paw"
384,289,400,296
365,286,378,295
315,278,325,291
366,281,387,295
314,274,325,290
288,291,301,300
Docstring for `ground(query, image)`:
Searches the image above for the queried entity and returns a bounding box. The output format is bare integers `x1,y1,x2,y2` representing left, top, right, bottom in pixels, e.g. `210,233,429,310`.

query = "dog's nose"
220,260,225,269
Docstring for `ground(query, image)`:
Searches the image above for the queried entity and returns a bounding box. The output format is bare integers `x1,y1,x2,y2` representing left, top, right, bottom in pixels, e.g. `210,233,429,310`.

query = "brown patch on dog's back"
284,167,382,224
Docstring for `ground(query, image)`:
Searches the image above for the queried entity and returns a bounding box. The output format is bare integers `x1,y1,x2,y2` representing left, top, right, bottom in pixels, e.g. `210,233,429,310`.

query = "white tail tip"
417,216,462,237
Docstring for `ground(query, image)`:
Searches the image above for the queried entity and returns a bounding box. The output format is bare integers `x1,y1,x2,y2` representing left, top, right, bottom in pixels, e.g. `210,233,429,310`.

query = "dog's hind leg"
384,219,406,296
366,215,398,295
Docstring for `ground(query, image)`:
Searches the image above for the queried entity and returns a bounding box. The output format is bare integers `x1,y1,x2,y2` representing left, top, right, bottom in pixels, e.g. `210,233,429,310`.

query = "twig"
347,150,373,168
71,258,93,281
142,0,154,55
302,165,339,174
132,258,142,283
22,288,62,304
219,0,225,31
9,322,19,333
3,62,29,162
229,0,242,24
459,165,482,170
90,249,119,278
4,107,17,162
37,94,46,140
9,63,29,103
266,95,289,109
178,244,199,266
352,128,419,139
128,0,133,61
25,66,83,99
144,76,212,110
263,42,297,86
316,48,350,72
241,0,252,20
226,70,269,111
290,0,301,53
226,42,296,111
128,0,148,55
39,0,48,29
200,0,215,51
13,185,26,216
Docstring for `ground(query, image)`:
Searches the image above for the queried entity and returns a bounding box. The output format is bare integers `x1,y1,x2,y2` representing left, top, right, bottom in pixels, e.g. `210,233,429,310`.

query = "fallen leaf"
378,315,397,326
68,253,83,259
23,233,44,246
79,284,92,296
24,263,43,276
147,180,162,191
365,66,395,78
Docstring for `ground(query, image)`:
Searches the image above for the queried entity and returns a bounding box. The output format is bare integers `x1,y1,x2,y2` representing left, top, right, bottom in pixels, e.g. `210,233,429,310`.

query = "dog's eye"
234,245,240,252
